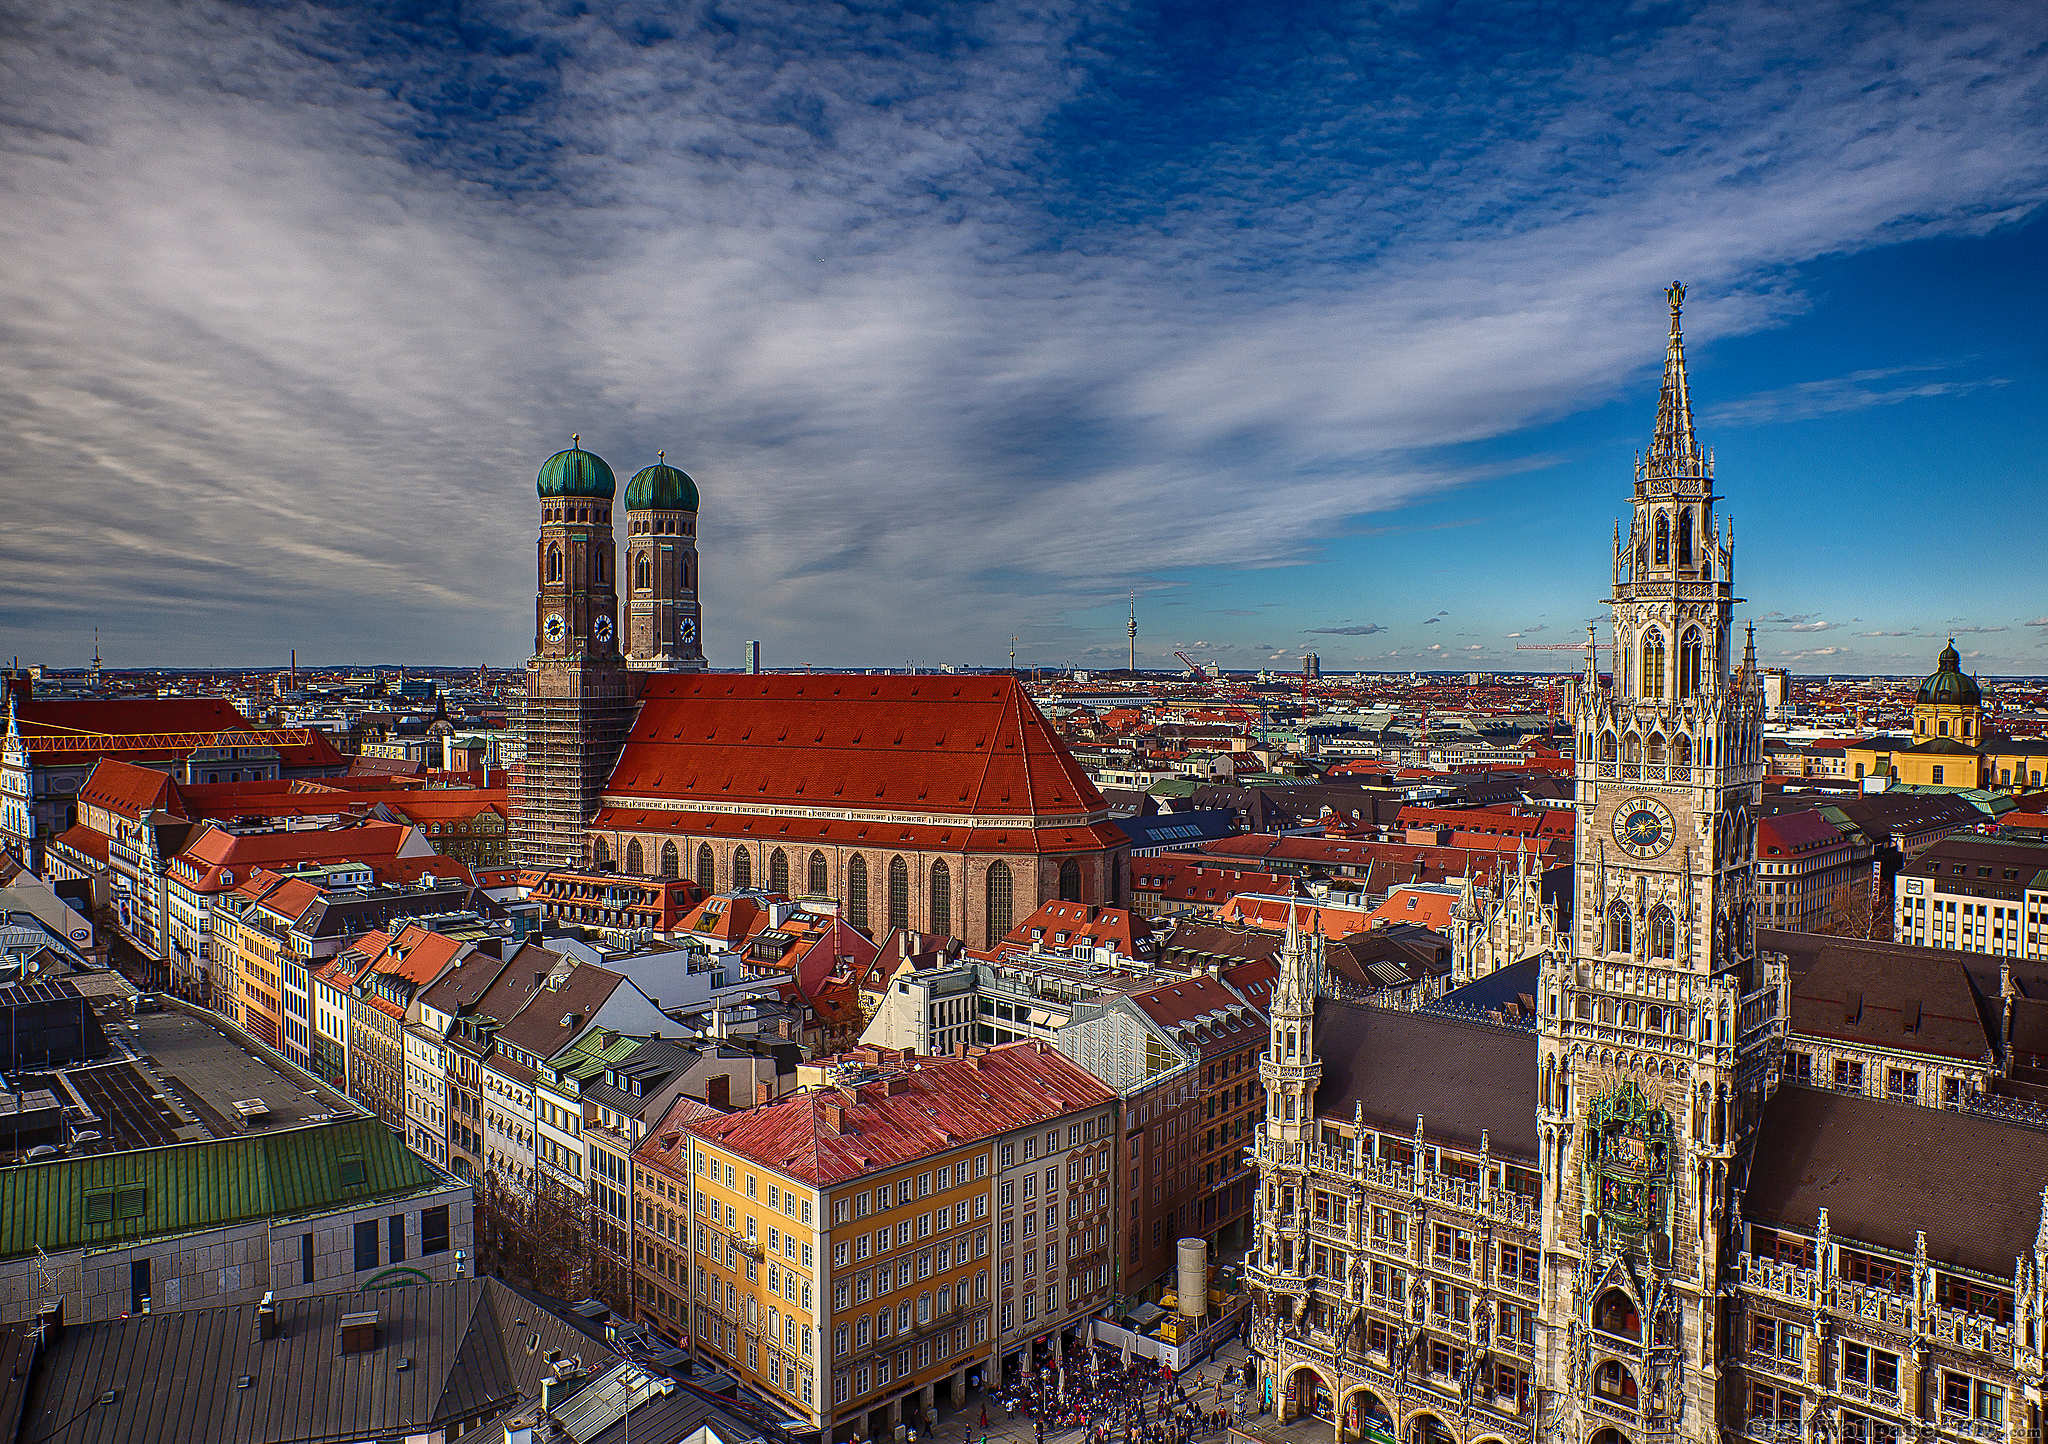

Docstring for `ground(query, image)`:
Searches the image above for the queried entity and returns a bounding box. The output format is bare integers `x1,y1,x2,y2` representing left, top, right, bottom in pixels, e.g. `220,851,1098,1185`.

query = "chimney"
705,1074,730,1108
256,1292,279,1341
820,1100,845,1133
339,1309,378,1355
756,1081,774,1105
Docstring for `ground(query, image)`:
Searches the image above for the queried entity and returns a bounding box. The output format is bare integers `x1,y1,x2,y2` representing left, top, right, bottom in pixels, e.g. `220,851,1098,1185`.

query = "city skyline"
3,0,2046,674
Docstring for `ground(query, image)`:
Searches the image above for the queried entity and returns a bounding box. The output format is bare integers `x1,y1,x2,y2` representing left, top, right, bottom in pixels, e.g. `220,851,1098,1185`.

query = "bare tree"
476,1171,591,1301
1820,880,1881,941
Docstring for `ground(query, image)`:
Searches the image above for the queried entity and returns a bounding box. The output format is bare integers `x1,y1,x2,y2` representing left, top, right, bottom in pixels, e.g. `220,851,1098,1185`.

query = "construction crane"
1173,650,1211,683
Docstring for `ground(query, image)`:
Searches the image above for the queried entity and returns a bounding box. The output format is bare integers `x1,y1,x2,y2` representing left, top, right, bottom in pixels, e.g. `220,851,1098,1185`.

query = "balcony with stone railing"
1830,1279,1913,1333
1736,1254,1823,1307
1927,1304,2014,1356
1939,1413,2008,1444
1309,1217,1356,1248
1833,1377,1905,1413
1743,1347,1808,1388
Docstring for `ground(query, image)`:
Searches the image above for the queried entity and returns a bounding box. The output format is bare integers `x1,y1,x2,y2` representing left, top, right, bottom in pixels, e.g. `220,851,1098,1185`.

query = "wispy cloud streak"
0,0,2044,664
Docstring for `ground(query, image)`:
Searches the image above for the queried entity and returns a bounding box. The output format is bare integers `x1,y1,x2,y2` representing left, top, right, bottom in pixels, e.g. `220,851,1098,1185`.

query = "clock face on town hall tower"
1611,795,1675,858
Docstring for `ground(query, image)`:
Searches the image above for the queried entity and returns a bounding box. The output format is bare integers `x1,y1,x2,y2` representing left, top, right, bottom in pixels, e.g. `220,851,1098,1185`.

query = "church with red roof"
511,444,1127,947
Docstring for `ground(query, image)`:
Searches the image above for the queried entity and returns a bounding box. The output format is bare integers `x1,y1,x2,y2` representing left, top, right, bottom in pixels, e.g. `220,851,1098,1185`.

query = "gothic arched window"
769,848,790,895
1646,732,1667,770
660,841,680,879
1673,734,1693,768
929,860,952,938
696,843,715,890
593,546,608,585
592,836,612,870
732,846,752,891
1622,733,1642,778
1648,905,1676,959
626,839,644,875
985,861,1014,948
545,543,562,584
846,855,870,930
1058,859,1082,902
634,552,651,592
1589,1286,1638,1343
1641,631,1667,700
1607,902,1632,954
1593,1362,1638,1406
1599,731,1617,764
887,855,910,931
1678,508,1694,565
808,850,828,897
1654,513,1670,566
1679,627,1704,699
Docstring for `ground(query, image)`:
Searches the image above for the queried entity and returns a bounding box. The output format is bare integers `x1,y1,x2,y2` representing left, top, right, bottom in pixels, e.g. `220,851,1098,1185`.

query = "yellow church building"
1844,641,2048,790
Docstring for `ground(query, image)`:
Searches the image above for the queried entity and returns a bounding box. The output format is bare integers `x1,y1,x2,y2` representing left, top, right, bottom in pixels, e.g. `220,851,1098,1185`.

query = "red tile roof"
683,1041,1112,1186
380,789,510,824
603,675,1109,824
77,759,183,823
171,820,463,892
13,697,342,770
1218,895,1375,934
1366,886,1460,931
50,823,109,864
975,900,1158,963
1758,811,1849,856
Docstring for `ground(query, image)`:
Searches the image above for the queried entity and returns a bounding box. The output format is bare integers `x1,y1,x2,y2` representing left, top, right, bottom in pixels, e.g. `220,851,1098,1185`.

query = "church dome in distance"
537,438,616,499
1915,640,1981,707
626,454,700,512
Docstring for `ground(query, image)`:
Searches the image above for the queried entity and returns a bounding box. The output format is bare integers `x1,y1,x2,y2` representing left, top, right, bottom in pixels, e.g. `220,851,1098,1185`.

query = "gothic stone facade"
1244,288,2048,1444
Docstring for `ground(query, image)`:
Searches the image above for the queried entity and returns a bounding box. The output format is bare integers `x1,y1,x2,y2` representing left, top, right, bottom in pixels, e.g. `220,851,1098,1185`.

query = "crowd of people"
971,1346,1238,1444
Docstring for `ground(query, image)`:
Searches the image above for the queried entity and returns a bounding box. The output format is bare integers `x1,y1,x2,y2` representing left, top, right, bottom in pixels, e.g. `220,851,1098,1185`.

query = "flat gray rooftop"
15,1000,360,1158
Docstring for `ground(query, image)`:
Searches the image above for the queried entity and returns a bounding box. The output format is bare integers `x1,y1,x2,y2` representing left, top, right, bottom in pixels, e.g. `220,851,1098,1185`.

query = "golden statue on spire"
1665,280,1685,311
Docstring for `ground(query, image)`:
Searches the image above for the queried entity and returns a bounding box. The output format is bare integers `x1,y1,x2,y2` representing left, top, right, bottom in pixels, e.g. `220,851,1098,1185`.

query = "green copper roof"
625,458,699,511
537,442,617,500
0,1116,450,1260
1916,640,1982,707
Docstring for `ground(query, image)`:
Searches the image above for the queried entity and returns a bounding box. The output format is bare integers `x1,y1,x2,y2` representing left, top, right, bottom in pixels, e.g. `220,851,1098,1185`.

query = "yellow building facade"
686,1125,996,1439
1844,642,2048,790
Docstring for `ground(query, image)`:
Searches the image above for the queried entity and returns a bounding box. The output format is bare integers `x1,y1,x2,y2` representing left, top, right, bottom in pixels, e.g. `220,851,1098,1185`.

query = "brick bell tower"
1534,286,1783,1444
622,453,707,673
512,437,633,871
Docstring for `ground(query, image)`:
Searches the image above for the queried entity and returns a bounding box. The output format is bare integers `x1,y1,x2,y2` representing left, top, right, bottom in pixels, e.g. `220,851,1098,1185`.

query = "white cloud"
2,0,2046,663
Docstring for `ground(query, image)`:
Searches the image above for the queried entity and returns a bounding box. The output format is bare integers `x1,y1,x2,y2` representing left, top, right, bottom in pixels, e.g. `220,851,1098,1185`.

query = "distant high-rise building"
745,639,761,675
511,438,632,871
1762,665,1790,718
1302,651,1320,682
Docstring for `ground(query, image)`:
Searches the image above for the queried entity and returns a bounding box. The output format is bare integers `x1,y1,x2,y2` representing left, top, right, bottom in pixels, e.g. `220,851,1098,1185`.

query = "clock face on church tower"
1612,796,1675,858
543,613,566,644
593,614,614,645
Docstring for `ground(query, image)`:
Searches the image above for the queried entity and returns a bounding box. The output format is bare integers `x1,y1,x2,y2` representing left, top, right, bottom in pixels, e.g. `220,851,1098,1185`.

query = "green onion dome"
1915,641,1982,707
625,454,700,512
536,438,616,499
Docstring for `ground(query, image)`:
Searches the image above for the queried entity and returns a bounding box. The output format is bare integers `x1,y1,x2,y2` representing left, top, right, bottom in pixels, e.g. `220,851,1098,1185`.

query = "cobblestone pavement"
920,1340,1258,1444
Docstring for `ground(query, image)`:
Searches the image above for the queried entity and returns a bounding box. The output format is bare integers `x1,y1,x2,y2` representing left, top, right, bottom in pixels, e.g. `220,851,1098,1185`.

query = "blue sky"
1,0,2044,675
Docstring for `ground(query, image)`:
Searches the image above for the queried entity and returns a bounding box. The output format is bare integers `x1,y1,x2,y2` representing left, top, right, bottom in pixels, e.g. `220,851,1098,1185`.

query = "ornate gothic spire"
1645,281,1701,483
1275,888,1322,1017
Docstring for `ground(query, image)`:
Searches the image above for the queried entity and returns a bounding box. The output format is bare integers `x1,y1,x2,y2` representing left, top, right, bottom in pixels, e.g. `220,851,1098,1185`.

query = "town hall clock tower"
1535,286,1783,1444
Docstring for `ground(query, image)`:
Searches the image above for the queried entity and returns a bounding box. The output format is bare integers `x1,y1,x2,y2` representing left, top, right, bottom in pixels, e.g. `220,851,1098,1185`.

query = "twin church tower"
513,442,706,870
